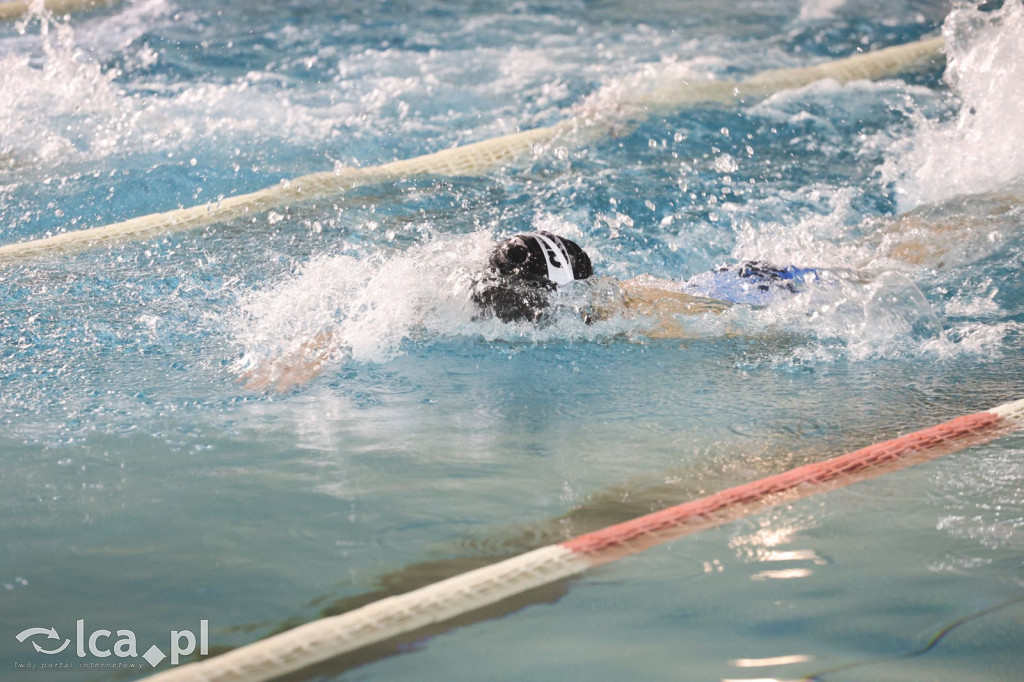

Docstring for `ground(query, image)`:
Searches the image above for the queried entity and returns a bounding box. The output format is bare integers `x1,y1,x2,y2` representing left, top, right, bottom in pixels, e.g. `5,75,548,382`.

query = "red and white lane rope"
148,396,1024,682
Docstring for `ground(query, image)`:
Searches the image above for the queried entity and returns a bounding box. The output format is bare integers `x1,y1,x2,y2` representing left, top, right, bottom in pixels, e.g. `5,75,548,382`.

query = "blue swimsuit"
680,262,822,306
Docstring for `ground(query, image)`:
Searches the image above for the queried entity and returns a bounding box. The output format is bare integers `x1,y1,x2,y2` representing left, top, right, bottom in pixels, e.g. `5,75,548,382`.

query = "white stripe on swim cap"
528,232,576,285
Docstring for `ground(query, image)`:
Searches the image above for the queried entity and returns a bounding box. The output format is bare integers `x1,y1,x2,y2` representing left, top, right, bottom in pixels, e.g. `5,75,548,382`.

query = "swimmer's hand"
237,332,334,393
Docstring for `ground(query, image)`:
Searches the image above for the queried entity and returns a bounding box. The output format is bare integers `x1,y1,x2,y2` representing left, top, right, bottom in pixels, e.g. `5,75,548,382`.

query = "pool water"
2,0,1023,680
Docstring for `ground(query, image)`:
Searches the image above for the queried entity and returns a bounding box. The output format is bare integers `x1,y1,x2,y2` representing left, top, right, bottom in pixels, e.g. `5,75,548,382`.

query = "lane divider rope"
147,395,1024,682
0,35,943,263
0,0,117,21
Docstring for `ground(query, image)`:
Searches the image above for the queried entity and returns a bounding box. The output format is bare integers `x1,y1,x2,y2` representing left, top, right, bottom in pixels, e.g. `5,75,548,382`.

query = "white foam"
883,1,1024,210
0,18,128,168
730,184,883,271
797,0,848,22
0,7,431,176
781,269,943,359
918,321,1018,359
231,232,491,371
943,288,1001,318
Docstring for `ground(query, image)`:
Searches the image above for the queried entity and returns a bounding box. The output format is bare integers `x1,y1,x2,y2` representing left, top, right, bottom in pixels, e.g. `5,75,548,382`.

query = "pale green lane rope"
0,0,118,21
0,121,576,261
0,35,944,263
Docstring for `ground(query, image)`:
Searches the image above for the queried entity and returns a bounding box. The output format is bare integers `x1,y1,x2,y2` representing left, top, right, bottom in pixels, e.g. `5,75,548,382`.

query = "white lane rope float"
0,35,944,263
147,396,1024,682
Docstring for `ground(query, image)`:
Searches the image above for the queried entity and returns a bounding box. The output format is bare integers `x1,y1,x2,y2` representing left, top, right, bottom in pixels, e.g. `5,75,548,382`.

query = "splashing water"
3,4,1024,680
231,226,632,373
232,233,487,367
883,0,1024,210
0,10,128,168
797,0,849,22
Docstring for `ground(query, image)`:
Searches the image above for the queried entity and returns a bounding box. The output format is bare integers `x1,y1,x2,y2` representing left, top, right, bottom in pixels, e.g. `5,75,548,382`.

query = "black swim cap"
473,232,593,323
489,232,593,284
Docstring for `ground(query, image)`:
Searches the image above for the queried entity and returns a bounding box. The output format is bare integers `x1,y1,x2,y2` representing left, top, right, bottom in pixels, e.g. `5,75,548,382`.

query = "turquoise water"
2,0,1023,679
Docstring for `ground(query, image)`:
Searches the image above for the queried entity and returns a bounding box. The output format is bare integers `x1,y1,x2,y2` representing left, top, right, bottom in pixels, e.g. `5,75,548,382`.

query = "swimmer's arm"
858,191,1021,269
865,213,977,267
238,331,334,392
620,275,731,315
610,275,731,339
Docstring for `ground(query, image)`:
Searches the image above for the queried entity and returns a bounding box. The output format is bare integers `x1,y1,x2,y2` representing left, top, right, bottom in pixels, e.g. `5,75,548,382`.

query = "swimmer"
471,231,822,336
240,231,835,391
237,184,1019,391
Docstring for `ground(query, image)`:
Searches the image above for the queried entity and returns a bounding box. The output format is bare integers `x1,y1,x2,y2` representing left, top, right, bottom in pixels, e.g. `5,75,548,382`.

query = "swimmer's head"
473,231,593,323
489,231,593,284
